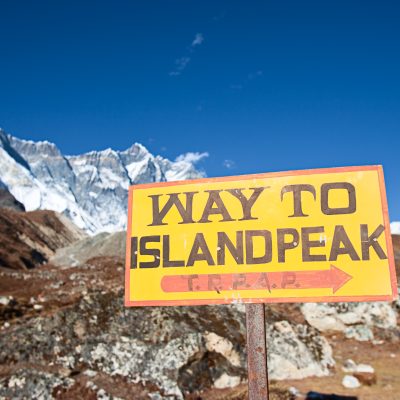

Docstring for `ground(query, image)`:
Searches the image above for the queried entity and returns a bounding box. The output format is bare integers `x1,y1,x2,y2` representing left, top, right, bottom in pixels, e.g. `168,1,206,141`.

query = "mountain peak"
8,134,62,160
0,129,206,234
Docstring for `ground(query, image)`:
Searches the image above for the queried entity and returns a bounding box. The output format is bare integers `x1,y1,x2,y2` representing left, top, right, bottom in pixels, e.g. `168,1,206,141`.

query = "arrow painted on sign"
160,265,352,294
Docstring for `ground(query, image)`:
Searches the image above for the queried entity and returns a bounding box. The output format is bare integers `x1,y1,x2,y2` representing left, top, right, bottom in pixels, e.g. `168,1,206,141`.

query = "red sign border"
125,165,398,307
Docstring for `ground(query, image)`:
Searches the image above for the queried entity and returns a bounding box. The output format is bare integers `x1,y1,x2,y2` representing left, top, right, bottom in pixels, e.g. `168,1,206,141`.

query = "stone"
342,361,376,387
342,359,357,373
344,325,374,341
301,303,345,331
213,373,241,389
73,320,86,338
204,332,241,367
342,375,361,389
356,364,374,373
288,386,300,397
353,371,377,386
0,296,11,306
342,360,374,374
267,321,334,380
0,369,73,398
301,302,397,341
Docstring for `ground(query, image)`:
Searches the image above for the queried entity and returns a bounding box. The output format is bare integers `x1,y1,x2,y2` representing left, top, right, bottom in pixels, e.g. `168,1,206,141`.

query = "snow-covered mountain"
0,128,207,234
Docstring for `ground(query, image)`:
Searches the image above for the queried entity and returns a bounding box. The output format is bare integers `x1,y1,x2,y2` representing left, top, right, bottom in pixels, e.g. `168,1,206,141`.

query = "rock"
342,375,361,389
342,360,374,374
204,332,241,367
301,302,397,341
83,369,97,377
288,386,300,397
69,273,77,281
0,296,11,306
342,359,357,373
342,361,376,386
353,371,377,386
90,333,203,398
301,303,345,331
50,281,63,289
0,368,73,399
267,321,334,380
73,320,86,338
356,364,375,373
213,373,241,389
344,325,374,341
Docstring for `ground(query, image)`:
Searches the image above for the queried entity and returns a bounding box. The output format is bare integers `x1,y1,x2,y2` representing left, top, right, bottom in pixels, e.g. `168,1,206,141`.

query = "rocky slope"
0,258,334,400
0,129,206,234
0,208,86,270
0,227,399,399
50,231,126,267
0,214,335,399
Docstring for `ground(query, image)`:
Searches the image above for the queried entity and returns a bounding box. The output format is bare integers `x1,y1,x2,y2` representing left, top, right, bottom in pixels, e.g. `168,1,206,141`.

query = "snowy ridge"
0,128,207,234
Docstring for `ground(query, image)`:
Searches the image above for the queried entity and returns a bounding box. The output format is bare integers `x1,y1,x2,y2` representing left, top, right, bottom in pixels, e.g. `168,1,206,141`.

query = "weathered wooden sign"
125,165,397,306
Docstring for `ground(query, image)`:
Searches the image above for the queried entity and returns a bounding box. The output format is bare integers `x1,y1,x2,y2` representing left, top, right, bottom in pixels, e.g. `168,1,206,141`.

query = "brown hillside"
0,208,86,270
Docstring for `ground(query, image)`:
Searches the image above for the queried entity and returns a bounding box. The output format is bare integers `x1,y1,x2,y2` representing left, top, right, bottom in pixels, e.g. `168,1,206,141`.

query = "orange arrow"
160,265,352,294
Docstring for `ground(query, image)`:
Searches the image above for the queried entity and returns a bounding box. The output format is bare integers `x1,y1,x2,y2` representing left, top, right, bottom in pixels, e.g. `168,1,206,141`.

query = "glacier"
0,128,206,234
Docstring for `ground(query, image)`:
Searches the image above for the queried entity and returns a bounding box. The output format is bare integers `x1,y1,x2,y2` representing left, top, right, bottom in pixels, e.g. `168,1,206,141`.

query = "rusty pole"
246,303,269,400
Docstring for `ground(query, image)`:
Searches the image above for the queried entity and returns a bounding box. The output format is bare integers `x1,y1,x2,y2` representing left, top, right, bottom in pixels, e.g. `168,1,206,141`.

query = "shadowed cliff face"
0,188,25,212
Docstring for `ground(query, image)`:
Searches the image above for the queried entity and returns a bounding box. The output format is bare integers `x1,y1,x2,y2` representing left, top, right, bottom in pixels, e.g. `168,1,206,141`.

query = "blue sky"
1,1,400,218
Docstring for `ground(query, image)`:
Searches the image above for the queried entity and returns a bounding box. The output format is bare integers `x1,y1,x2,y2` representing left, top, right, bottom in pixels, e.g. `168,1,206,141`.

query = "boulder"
342,375,361,389
301,302,397,341
267,321,334,380
353,371,377,386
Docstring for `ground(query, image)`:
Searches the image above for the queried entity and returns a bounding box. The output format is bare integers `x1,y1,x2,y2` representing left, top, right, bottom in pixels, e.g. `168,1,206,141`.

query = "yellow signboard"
125,166,397,306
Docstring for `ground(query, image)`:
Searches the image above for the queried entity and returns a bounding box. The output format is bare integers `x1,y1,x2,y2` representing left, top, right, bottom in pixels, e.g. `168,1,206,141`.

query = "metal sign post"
246,303,269,400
